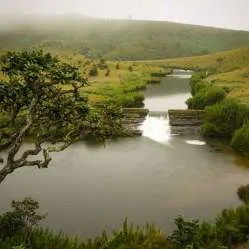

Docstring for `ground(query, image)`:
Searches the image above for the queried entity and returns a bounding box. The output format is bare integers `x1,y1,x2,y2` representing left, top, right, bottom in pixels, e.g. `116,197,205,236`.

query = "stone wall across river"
168,109,205,135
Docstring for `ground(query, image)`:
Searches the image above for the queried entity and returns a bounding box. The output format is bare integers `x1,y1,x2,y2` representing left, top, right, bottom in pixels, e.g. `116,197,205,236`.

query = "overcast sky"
1,0,249,30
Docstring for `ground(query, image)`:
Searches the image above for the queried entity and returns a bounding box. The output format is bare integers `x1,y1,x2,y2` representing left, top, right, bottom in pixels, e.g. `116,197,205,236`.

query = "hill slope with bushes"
1,15,249,60
150,45,249,104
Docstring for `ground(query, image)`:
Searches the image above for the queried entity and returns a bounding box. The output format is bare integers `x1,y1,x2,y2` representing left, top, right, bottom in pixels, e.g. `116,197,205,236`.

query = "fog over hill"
0,15,249,60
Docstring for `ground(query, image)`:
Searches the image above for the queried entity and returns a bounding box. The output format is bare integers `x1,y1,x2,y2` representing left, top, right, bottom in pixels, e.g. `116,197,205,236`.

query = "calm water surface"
1,70,249,238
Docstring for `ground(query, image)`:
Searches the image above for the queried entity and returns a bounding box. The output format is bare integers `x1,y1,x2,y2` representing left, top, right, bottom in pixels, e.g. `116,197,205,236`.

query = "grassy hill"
145,46,249,104
1,15,249,60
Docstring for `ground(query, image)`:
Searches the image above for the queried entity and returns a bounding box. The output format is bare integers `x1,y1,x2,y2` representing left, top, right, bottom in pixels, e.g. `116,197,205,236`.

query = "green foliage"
187,71,226,110
169,216,200,249
0,198,45,247
237,184,249,203
243,72,249,78
231,121,249,155
189,71,208,95
216,57,224,67
150,72,170,78
3,198,249,249
87,74,147,107
186,86,226,109
215,205,249,245
89,66,98,76
97,58,108,70
201,99,249,138
110,92,145,108
128,65,133,72
116,63,120,70
169,205,249,249
0,50,124,183
0,50,91,141
105,68,110,77
0,200,168,249
12,245,26,249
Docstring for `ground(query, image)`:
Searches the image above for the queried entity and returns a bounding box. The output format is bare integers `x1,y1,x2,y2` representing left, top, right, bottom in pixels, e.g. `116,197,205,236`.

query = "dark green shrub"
191,81,209,96
128,65,133,72
202,99,249,137
105,68,110,77
186,86,226,110
0,198,45,249
111,92,145,107
231,121,249,155
89,66,98,76
169,216,200,249
116,63,120,70
215,205,249,245
237,184,249,203
150,72,168,77
243,72,249,78
0,211,24,237
189,71,207,95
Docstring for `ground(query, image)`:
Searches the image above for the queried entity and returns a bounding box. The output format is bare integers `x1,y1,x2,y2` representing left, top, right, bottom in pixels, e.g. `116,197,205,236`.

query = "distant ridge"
0,15,249,60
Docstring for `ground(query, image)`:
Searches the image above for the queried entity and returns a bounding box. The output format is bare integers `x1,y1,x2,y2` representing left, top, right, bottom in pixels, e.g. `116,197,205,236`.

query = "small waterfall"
148,110,168,118
139,111,171,144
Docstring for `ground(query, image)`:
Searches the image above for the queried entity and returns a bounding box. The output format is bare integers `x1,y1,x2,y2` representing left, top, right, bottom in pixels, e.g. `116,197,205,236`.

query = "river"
1,70,249,238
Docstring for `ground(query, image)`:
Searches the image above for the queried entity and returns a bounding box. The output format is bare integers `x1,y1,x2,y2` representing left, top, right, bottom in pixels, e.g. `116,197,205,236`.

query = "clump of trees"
0,50,122,183
0,198,45,248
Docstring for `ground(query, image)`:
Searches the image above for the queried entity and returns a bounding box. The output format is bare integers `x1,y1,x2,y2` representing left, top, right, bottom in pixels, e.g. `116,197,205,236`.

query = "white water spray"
140,115,171,144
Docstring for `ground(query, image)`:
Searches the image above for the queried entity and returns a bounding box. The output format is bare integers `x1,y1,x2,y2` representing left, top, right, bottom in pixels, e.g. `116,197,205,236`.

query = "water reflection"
185,140,206,146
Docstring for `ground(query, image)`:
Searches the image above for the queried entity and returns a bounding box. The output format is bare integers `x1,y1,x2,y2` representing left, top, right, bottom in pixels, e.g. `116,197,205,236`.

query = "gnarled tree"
0,50,122,183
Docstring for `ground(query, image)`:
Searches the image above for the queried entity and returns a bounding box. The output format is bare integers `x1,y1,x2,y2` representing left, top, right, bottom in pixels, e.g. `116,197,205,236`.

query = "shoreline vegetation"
1,48,249,249
2,197,249,249
1,17,249,248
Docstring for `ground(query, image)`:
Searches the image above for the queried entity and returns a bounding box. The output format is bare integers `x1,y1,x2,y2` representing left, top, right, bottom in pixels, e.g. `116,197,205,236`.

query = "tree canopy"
0,50,122,183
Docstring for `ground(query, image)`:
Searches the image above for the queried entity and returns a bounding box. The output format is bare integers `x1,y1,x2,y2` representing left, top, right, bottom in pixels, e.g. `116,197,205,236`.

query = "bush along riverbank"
186,71,249,156
187,71,249,220
2,197,249,249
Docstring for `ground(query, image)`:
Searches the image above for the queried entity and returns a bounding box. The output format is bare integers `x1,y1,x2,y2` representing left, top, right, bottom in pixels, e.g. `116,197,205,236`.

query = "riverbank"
3,201,249,249
57,54,172,107
2,62,249,249
140,45,249,105
3,70,249,239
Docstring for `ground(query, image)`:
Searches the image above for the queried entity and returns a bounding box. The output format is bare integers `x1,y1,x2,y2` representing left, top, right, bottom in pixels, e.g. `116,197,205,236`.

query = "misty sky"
1,0,249,30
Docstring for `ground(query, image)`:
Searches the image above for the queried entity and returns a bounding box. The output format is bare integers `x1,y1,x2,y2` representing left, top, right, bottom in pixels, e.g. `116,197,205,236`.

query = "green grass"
56,54,170,106
1,15,249,60
144,45,249,104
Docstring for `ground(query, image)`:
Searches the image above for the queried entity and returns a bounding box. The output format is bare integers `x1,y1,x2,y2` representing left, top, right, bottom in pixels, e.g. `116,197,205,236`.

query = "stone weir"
121,108,149,136
168,109,205,135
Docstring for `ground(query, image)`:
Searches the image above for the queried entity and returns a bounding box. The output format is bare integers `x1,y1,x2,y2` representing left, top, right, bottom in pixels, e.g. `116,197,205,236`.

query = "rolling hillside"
150,46,249,104
1,15,249,60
